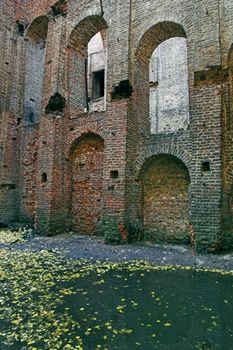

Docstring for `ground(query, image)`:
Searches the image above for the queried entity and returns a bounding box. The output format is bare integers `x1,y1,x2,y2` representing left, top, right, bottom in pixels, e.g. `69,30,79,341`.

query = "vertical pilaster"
36,14,67,232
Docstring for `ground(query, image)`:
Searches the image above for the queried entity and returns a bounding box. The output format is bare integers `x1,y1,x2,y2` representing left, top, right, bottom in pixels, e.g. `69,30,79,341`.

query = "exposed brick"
0,0,233,251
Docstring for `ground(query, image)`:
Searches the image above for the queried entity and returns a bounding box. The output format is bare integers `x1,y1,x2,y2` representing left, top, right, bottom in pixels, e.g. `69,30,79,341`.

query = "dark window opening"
202,161,210,172
17,118,22,125
41,173,48,182
17,22,25,36
92,70,105,100
110,170,119,179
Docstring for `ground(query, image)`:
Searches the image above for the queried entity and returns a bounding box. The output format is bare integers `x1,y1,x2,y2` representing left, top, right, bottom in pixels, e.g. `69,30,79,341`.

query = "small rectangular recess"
92,70,105,100
110,170,119,179
202,161,210,172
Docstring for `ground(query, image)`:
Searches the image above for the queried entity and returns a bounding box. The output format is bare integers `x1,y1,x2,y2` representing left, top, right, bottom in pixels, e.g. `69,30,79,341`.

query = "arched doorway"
71,134,104,234
142,154,190,242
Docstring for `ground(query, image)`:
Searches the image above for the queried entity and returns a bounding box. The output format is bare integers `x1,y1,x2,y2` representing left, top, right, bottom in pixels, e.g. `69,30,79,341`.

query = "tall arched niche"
24,16,48,125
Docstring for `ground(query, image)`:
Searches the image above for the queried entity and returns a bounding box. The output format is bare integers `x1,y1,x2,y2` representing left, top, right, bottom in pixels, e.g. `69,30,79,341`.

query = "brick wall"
71,134,104,234
142,155,190,242
0,0,232,250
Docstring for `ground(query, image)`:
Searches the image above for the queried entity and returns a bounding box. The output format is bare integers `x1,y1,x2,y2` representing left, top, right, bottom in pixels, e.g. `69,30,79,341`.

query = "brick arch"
134,9,195,55
25,16,48,44
140,153,191,243
132,20,191,136
136,21,187,62
139,153,190,180
69,15,108,49
69,132,104,158
136,146,192,179
65,124,105,159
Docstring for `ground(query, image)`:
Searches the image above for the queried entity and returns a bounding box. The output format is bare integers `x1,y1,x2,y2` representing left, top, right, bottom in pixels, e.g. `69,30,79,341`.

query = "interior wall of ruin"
0,0,232,250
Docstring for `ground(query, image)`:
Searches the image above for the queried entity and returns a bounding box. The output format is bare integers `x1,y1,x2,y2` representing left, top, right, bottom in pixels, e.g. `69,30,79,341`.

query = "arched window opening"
24,16,48,125
149,37,189,134
135,22,189,135
69,16,108,116
87,32,106,111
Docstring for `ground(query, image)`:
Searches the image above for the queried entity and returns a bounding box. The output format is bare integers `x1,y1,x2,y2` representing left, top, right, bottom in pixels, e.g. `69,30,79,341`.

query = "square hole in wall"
17,22,25,36
92,70,105,100
110,170,119,179
41,173,48,182
202,161,210,172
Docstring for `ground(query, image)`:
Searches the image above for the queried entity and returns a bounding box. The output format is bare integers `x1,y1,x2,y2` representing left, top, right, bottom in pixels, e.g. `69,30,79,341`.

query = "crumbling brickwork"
71,134,104,234
0,0,233,251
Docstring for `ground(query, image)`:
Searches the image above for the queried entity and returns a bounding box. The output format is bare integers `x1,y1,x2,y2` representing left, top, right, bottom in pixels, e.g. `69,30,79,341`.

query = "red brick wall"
20,127,39,222
0,0,233,250
71,134,104,234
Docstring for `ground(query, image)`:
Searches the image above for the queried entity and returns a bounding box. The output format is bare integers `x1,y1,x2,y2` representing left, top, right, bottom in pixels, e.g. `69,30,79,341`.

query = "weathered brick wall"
0,1,19,223
71,134,103,234
19,127,39,223
143,155,190,242
126,0,232,250
0,0,232,250
34,0,131,234
220,0,233,248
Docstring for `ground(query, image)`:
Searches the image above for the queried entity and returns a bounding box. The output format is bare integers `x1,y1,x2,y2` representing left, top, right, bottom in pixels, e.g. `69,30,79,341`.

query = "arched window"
24,16,48,125
149,37,189,133
135,21,189,135
87,32,106,111
69,16,107,115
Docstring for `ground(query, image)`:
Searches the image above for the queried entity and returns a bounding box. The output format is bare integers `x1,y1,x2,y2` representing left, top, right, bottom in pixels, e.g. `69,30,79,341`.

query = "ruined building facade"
0,0,233,251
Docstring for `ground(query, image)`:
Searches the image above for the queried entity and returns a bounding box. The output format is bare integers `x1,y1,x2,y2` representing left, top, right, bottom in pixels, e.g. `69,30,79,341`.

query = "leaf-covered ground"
0,229,27,244
0,247,233,350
